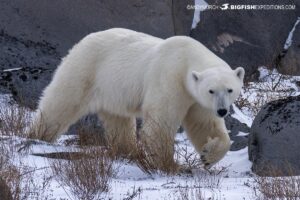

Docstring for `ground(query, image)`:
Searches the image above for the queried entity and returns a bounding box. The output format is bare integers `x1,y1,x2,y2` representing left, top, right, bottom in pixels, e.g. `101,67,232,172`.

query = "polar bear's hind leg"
98,112,137,156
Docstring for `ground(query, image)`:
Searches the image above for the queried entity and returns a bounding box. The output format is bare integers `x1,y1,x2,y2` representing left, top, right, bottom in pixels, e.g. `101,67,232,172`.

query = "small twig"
19,166,50,177
272,74,283,90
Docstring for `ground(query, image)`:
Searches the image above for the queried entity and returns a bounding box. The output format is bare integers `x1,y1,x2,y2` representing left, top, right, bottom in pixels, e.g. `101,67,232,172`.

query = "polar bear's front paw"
200,149,214,169
199,136,230,169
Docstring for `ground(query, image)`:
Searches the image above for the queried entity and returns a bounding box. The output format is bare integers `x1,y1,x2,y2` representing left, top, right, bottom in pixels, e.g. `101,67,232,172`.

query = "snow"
0,133,253,200
231,104,252,128
0,93,13,104
107,134,253,199
2,67,23,72
284,17,300,50
0,113,254,200
192,0,208,29
235,66,300,120
236,131,249,137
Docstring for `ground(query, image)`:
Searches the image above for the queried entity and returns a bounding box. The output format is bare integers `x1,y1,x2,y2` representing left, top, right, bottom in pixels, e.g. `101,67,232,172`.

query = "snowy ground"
1,134,254,200
108,143,253,200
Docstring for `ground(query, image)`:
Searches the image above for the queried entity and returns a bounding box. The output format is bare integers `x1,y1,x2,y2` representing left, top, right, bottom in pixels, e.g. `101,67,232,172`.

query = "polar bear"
31,28,244,168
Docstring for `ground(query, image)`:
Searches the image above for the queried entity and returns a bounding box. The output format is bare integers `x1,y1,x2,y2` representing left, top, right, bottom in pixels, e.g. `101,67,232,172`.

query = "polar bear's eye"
209,90,214,94
228,89,233,93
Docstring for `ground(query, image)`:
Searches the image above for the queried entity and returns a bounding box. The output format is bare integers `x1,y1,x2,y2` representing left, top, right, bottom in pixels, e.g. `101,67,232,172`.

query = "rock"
225,114,250,151
68,114,106,146
278,20,300,75
190,0,298,80
230,136,249,151
0,31,59,108
0,0,193,109
0,0,193,56
249,95,300,176
0,67,54,109
173,0,194,35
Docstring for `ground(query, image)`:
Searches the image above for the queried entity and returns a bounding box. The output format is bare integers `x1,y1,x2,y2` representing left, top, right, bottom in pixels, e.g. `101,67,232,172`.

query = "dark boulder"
190,0,298,80
0,0,193,108
249,95,300,176
173,0,194,35
0,0,193,55
0,30,59,109
225,114,250,151
0,67,54,109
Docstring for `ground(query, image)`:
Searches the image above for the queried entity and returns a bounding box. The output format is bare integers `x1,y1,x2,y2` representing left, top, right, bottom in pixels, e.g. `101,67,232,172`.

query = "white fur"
31,28,244,166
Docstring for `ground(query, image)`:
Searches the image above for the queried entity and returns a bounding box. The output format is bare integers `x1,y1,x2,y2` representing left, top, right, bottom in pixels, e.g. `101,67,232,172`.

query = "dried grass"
173,169,224,200
0,145,53,200
175,143,202,173
235,69,296,117
49,147,115,200
0,103,32,137
253,167,300,200
132,118,179,175
175,185,205,200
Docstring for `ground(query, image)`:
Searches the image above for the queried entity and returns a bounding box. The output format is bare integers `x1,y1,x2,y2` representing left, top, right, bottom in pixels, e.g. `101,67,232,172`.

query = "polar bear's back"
82,28,163,73
85,28,163,55
62,28,163,117
90,29,163,114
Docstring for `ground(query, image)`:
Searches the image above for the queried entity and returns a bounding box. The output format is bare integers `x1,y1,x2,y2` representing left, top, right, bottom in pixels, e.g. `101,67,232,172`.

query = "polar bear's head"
187,67,245,118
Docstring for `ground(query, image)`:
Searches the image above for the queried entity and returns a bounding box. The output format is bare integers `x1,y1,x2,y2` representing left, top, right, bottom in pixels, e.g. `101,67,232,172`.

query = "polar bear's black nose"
217,109,227,117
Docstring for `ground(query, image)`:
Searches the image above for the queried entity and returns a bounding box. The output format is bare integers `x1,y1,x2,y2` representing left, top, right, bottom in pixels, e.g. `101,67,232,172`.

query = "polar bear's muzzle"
215,93,229,118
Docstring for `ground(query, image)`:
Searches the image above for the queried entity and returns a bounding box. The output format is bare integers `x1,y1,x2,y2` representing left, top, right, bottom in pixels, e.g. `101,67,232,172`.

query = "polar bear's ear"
235,67,245,81
191,71,202,82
